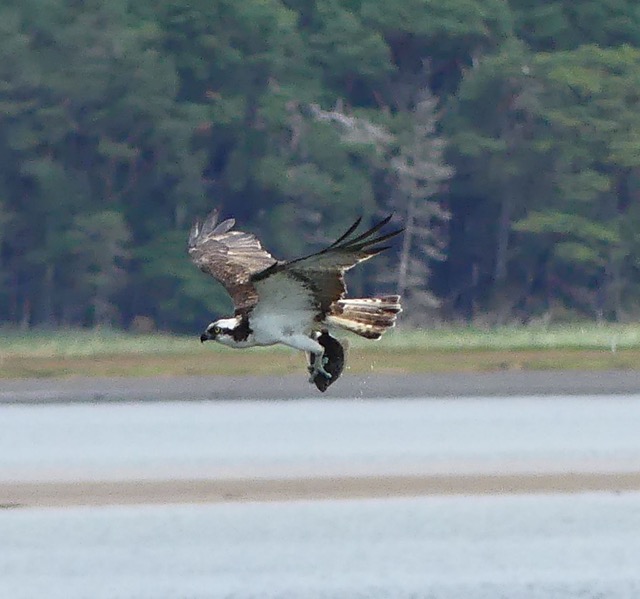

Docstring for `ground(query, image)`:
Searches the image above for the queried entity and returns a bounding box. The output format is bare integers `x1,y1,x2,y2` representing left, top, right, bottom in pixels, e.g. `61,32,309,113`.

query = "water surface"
1,493,639,599
1,396,640,481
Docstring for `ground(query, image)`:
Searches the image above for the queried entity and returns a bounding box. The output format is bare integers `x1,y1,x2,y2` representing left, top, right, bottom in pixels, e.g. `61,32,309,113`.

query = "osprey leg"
308,357,331,383
279,333,331,382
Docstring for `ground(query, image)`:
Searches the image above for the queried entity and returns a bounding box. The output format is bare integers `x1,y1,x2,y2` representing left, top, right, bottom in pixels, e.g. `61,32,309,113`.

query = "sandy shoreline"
2,370,640,404
2,472,640,508
3,372,639,508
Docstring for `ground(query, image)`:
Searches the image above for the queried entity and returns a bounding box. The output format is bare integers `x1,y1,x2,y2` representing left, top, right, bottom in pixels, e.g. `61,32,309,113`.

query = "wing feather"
326,217,362,249
253,216,403,314
284,215,402,272
188,210,278,313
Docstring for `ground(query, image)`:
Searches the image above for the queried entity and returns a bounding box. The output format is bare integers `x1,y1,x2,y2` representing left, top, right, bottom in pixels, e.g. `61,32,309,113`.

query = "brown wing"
188,209,278,313
253,215,403,314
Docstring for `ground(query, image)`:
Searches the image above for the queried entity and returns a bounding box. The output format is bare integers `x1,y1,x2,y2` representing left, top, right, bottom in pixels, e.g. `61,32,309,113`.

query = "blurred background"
3,0,640,333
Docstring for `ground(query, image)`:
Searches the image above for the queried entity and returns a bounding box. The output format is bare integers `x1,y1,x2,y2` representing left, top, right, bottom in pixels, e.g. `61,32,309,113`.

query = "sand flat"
3,380,640,508
4,370,640,403
2,472,640,508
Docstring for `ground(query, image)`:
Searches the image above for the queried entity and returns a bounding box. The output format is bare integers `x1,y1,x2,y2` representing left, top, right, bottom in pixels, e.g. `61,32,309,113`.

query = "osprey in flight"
189,210,403,390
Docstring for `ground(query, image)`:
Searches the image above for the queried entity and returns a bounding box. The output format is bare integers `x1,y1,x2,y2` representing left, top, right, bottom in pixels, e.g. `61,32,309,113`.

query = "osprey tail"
327,295,401,340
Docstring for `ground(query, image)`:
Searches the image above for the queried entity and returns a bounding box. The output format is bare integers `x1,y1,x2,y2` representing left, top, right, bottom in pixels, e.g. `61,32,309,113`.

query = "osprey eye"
213,326,221,334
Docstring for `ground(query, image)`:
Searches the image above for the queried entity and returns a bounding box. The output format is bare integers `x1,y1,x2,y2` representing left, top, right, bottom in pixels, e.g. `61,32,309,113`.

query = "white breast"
251,272,319,344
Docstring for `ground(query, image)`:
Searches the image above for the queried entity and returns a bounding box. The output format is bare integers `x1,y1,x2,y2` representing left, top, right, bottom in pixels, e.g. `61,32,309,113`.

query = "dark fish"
308,332,345,392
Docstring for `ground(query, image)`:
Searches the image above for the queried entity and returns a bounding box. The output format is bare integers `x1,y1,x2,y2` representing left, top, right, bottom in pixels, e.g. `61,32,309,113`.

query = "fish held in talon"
308,332,346,392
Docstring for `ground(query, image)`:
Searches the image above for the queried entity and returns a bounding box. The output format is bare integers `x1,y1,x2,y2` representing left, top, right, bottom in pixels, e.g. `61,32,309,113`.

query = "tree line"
2,0,640,331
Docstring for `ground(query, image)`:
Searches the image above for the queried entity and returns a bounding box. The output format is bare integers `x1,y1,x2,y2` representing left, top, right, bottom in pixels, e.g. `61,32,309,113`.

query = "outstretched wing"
188,209,278,313
253,215,403,314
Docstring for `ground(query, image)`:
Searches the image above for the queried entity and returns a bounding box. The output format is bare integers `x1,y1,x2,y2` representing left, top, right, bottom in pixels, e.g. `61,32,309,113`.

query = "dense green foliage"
1,0,640,331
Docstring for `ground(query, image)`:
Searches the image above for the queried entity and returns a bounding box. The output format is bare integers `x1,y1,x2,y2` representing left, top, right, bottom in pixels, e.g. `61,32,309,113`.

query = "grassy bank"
1,325,640,379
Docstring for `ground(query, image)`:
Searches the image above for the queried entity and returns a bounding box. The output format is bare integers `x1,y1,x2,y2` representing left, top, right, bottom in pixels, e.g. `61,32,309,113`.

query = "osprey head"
200,316,246,345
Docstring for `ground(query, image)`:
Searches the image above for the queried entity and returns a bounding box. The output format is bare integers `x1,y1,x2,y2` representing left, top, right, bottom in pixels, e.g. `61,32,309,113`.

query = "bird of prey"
189,209,403,390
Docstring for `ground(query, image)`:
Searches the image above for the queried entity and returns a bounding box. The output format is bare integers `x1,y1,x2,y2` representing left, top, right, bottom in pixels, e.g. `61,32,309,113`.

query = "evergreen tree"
2,0,640,329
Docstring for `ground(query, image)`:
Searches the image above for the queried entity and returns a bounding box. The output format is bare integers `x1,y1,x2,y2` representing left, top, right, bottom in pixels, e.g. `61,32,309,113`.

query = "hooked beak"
200,332,210,343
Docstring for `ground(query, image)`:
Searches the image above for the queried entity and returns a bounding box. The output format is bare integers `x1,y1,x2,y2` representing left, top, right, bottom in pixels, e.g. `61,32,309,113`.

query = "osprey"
189,209,403,390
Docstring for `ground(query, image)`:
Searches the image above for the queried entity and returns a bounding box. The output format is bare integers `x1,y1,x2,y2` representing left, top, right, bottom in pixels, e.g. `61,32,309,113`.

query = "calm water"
1,493,640,599
1,396,640,481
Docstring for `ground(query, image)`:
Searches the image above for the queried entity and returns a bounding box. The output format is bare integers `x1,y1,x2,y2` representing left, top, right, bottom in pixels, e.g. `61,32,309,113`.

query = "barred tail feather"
326,295,401,339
